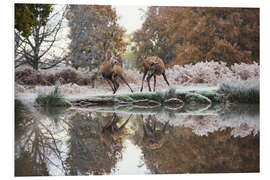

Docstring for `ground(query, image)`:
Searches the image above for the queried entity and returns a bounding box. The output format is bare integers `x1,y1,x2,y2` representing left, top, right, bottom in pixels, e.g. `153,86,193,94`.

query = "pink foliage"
123,61,259,88
15,61,260,91
231,62,260,80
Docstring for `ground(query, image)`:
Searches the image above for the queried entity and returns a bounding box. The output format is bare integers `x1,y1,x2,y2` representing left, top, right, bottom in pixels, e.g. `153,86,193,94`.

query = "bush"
35,83,72,107
231,62,260,80
55,68,78,84
15,67,39,85
15,67,97,86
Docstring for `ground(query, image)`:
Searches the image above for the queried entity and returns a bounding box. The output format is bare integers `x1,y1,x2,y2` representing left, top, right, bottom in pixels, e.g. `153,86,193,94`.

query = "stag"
140,56,170,92
100,55,133,94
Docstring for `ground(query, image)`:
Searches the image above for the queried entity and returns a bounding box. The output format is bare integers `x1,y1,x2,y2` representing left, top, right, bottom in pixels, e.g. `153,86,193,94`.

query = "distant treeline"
132,7,259,71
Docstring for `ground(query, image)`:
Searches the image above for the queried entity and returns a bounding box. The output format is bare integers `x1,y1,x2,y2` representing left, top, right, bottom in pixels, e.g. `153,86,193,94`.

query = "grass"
113,87,212,107
114,87,177,103
218,79,259,104
36,83,72,108
85,81,259,108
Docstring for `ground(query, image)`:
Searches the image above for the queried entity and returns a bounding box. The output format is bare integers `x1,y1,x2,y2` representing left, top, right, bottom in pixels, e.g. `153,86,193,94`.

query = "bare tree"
15,5,68,70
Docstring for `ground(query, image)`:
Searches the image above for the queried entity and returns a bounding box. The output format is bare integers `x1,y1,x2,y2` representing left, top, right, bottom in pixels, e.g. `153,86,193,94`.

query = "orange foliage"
132,7,259,68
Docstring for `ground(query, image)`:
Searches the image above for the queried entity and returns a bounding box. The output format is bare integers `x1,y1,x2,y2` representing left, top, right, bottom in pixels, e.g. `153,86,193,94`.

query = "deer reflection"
65,112,132,175
142,115,169,150
101,113,132,150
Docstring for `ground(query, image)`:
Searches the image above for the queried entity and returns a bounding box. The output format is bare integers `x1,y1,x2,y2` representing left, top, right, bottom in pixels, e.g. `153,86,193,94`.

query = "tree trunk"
33,59,39,70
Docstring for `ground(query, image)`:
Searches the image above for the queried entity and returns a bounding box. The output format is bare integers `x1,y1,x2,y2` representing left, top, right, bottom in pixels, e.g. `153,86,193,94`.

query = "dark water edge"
14,100,259,176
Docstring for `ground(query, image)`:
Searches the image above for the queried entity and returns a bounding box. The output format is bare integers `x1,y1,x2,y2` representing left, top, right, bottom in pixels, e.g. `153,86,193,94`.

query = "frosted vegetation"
35,82,72,108
15,61,259,103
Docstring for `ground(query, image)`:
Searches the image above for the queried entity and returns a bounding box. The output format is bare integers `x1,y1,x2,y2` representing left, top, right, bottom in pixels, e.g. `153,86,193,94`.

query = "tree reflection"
15,101,133,176
15,100,67,176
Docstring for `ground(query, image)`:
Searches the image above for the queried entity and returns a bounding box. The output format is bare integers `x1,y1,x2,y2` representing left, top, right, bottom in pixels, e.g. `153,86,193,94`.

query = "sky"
114,6,147,34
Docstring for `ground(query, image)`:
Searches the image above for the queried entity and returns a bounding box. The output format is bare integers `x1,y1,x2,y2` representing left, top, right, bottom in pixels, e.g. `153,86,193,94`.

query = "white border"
2,0,270,180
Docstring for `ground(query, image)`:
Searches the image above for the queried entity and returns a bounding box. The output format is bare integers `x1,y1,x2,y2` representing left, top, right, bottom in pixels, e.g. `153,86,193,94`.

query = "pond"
15,101,259,176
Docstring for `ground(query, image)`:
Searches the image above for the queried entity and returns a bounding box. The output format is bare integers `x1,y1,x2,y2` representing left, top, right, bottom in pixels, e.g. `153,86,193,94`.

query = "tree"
65,5,127,70
15,4,67,70
132,7,259,69
15,4,52,38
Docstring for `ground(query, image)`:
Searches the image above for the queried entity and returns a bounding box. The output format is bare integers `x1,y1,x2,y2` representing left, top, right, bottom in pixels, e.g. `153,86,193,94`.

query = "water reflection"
15,100,68,176
142,115,169,150
15,101,259,176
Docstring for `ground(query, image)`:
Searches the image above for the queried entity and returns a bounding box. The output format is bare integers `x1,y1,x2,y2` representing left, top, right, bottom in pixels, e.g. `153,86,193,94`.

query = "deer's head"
110,55,120,67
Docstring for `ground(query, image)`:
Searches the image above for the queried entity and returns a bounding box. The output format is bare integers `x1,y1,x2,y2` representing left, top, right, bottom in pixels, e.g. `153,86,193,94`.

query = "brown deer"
100,55,133,94
140,56,170,92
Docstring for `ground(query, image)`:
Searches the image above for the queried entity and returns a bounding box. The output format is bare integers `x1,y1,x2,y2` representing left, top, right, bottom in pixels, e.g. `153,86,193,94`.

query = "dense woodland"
132,7,259,71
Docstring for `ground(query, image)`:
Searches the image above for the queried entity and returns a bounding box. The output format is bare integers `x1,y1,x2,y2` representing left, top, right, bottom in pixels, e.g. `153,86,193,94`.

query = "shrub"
35,83,72,107
15,67,39,85
231,62,260,80
15,67,97,86
55,68,78,84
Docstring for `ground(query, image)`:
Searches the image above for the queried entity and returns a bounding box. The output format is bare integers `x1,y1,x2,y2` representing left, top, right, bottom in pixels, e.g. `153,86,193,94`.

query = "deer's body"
140,56,170,92
100,55,133,94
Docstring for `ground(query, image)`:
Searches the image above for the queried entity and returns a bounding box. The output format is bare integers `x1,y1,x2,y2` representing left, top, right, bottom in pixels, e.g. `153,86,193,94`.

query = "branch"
15,61,28,69
39,58,65,70
38,8,66,59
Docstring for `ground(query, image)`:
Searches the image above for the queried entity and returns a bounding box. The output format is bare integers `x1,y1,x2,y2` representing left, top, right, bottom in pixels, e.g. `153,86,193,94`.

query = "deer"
100,54,133,94
140,56,170,92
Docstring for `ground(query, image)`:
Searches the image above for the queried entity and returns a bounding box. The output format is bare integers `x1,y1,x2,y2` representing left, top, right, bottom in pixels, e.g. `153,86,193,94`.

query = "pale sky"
114,6,147,34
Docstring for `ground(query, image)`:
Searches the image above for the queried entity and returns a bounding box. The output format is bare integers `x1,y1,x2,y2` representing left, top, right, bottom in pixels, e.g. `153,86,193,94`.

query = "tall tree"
132,7,259,69
65,5,127,70
15,4,67,70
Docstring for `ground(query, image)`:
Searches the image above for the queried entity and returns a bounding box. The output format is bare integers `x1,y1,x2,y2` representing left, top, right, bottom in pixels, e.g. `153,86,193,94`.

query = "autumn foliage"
132,7,259,69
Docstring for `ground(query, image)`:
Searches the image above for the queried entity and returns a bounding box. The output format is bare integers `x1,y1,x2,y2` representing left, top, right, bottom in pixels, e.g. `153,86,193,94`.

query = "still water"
15,101,259,176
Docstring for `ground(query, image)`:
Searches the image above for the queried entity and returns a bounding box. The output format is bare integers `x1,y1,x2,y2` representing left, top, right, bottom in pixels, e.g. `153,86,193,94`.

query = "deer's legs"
153,75,156,92
119,114,133,131
119,75,133,93
140,70,148,92
110,73,119,94
162,73,170,87
146,73,154,92
112,79,119,94
106,79,115,92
